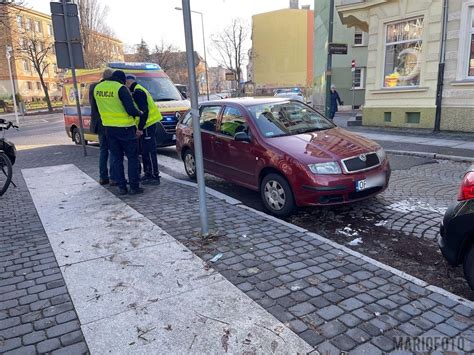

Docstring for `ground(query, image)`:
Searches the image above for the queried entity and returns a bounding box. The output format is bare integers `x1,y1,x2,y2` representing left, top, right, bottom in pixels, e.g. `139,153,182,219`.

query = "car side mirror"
234,131,251,143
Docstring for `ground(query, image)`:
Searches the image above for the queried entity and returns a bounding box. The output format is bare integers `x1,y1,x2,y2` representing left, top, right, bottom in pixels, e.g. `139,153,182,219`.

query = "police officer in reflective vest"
93,70,144,195
126,74,162,185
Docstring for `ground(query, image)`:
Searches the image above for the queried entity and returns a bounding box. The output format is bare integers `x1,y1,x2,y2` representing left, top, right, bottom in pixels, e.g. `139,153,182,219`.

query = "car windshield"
136,77,182,102
248,101,335,138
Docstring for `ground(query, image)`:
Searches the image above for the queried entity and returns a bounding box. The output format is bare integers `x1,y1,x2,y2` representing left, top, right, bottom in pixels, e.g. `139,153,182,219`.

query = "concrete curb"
387,149,474,163
160,172,474,310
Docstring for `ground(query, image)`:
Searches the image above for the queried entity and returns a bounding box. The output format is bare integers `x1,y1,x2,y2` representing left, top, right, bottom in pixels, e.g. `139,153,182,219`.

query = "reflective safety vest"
134,83,163,129
93,81,135,127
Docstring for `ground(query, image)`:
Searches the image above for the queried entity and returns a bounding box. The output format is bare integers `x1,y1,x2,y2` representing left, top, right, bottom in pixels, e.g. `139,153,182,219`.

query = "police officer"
93,70,144,195
125,74,162,185
89,68,114,185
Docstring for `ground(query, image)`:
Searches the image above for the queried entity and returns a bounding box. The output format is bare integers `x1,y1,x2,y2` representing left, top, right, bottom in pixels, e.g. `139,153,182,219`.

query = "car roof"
201,97,290,107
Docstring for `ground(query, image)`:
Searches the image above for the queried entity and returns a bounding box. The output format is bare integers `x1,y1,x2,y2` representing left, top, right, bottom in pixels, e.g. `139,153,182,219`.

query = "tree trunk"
39,77,53,112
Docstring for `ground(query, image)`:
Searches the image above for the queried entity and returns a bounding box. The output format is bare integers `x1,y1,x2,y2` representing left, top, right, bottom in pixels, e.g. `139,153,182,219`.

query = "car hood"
266,127,380,163
156,99,190,114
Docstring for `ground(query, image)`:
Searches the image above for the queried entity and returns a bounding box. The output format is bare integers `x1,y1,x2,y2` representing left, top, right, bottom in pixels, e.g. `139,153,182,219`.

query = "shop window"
384,112,392,122
353,68,365,89
384,17,424,88
406,112,420,124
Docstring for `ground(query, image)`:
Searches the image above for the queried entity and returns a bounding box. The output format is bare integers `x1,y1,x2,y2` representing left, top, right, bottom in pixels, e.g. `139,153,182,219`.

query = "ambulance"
62,62,190,147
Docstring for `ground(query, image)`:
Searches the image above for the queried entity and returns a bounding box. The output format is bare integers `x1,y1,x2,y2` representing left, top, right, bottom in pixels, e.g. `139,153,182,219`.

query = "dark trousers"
106,126,140,190
98,133,110,181
140,124,159,177
329,109,337,120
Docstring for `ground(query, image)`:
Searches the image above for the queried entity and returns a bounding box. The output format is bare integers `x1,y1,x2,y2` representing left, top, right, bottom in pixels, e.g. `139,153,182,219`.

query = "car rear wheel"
260,173,296,217
72,127,87,145
183,149,196,180
463,244,474,290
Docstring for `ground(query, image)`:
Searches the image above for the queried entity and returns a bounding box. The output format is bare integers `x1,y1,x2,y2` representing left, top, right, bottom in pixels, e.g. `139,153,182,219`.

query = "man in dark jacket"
93,70,144,195
329,85,343,120
89,68,113,185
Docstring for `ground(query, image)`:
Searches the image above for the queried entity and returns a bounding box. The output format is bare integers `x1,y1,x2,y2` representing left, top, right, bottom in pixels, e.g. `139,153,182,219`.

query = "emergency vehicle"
62,62,190,147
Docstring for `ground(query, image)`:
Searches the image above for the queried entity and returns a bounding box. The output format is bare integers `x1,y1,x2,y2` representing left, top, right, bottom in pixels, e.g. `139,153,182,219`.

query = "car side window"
181,111,192,126
219,106,248,137
200,106,221,132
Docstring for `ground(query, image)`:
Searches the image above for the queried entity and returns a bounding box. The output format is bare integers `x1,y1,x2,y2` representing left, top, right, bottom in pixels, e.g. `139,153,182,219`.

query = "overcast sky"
29,0,313,66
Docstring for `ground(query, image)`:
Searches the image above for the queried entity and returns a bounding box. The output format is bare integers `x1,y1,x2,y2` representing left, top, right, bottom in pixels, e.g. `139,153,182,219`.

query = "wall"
252,9,313,91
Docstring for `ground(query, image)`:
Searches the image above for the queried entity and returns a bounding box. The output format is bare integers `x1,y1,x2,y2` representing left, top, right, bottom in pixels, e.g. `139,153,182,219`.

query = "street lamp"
175,6,210,101
5,46,19,126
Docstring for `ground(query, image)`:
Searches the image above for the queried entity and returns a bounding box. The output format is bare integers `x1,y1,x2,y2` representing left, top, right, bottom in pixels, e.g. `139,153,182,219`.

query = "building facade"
337,0,474,132
313,0,368,112
251,7,314,95
0,5,123,103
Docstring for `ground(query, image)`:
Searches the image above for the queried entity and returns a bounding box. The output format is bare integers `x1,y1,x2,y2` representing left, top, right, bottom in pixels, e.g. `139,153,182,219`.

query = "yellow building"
0,5,123,103
251,8,314,94
338,0,444,129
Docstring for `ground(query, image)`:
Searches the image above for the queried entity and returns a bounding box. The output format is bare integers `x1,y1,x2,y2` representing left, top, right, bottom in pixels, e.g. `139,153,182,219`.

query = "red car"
176,98,391,217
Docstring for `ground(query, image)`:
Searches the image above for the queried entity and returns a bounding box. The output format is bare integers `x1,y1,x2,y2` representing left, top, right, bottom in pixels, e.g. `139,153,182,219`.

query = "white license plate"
172,134,176,140
356,173,385,192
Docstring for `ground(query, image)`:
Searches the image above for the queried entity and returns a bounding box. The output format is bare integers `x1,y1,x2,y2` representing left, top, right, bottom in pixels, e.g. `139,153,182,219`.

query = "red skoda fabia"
176,98,391,217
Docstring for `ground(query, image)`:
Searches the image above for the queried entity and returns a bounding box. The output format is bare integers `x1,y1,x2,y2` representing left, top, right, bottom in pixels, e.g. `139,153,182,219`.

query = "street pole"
5,46,19,126
325,0,334,118
352,70,355,116
61,0,87,156
199,12,210,101
175,7,210,101
434,0,449,132
181,0,209,236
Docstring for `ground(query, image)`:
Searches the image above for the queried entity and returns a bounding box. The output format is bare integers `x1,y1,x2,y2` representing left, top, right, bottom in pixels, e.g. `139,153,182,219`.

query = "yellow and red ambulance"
62,62,190,147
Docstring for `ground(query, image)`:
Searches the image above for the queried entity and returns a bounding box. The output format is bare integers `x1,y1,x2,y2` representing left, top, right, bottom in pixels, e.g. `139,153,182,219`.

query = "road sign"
51,1,85,69
225,72,236,81
352,59,356,72
328,43,348,55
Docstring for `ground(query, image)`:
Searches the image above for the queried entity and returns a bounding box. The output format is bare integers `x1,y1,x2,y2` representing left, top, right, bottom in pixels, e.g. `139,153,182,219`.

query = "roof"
203,97,289,106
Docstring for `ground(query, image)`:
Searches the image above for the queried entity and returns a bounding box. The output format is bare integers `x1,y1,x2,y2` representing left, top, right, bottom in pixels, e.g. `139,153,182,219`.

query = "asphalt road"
6,113,474,299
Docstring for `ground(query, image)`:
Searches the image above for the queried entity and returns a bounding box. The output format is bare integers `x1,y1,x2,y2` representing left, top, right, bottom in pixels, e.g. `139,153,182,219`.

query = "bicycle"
0,118,18,196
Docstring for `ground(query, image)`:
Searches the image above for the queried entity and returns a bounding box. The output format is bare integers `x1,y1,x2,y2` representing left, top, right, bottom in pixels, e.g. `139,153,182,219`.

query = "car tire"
260,173,296,217
72,127,87,145
463,244,474,290
183,149,197,180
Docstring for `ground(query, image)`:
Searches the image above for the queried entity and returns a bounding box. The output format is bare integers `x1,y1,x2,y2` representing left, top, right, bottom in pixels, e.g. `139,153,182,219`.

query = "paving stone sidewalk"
2,144,474,353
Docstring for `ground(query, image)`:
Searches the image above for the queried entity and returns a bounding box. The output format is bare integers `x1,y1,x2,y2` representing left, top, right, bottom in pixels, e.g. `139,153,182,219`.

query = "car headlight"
308,162,342,175
376,148,386,162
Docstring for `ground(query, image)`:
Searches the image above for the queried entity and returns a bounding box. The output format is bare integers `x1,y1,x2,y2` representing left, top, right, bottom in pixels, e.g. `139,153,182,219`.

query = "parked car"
439,166,474,290
176,98,391,217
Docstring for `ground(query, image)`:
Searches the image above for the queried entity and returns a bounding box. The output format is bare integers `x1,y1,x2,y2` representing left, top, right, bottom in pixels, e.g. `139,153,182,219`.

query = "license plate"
172,134,176,140
356,173,385,192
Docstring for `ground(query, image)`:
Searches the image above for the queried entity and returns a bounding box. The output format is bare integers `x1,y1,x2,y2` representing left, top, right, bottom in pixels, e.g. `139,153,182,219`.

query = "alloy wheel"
264,180,286,211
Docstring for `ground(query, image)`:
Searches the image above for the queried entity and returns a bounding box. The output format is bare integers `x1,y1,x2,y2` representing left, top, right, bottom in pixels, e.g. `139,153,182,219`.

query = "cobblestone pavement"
0,165,88,353
2,144,473,353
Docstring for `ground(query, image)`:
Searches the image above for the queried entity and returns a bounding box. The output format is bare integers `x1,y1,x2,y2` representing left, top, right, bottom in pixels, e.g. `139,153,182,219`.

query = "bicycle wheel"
0,152,13,196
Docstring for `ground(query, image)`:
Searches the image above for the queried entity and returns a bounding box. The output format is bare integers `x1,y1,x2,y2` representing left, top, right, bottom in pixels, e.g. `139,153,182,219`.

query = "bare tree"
16,32,54,111
76,0,117,68
150,39,178,71
211,19,249,94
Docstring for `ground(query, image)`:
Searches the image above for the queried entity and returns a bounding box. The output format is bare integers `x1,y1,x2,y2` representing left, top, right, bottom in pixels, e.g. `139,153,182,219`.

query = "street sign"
225,72,236,81
51,1,85,69
328,43,348,55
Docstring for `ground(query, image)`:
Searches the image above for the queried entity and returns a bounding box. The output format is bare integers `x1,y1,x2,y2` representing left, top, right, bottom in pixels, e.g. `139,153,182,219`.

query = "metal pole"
352,69,355,116
199,12,210,101
62,0,87,156
6,46,19,126
434,0,449,132
181,0,209,236
325,0,334,118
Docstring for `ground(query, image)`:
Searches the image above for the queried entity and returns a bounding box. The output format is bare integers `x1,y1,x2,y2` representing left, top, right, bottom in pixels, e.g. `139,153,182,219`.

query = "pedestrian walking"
126,74,162,185
329,85,343,120
89,68,114,185
93,70,144,195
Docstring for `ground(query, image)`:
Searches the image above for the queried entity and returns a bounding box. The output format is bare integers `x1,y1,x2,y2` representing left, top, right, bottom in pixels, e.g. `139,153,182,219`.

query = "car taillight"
458,171,474,201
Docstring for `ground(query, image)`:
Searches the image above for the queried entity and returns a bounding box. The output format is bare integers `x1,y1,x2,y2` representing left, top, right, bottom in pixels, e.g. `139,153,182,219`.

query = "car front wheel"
183,149,197,180
72,127,87,145
260,173,296,217
463,244,474,290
